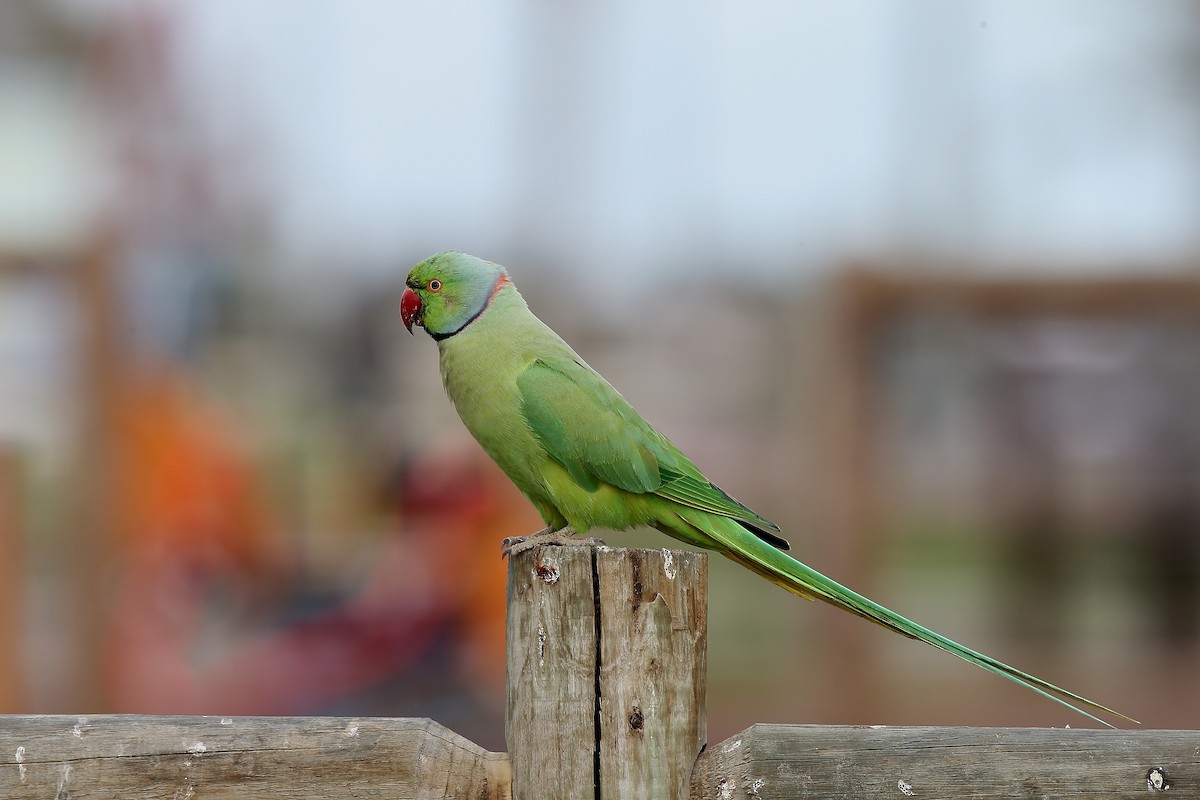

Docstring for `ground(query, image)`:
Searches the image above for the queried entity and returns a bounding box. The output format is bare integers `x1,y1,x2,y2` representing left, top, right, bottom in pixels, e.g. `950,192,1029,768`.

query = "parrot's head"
401,252,510,339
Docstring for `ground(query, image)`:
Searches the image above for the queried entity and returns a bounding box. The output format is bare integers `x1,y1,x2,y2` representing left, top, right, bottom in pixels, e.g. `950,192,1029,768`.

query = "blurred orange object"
111,369,285,575
105,367,291,711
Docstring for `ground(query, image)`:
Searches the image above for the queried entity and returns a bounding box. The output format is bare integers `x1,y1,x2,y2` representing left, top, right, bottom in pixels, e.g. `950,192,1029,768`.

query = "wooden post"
506,545,707,800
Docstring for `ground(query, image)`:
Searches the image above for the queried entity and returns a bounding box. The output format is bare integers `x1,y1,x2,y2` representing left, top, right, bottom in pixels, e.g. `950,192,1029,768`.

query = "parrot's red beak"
400,287,422,334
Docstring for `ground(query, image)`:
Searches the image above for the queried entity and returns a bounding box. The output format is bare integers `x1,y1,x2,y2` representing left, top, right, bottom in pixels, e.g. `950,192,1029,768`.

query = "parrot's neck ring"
431,273,512,341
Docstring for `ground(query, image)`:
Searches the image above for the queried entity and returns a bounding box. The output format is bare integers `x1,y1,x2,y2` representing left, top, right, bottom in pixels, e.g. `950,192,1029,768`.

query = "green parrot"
399,251,1129,727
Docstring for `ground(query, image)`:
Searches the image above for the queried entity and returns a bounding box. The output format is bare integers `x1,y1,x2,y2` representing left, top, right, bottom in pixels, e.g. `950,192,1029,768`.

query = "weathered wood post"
506,545,707,800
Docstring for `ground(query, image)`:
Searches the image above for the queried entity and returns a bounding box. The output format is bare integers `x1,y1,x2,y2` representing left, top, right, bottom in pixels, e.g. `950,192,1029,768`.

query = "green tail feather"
699,517,1136,727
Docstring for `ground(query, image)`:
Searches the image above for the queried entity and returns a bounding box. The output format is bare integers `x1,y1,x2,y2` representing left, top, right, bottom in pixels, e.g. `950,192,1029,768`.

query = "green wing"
516,356,781,536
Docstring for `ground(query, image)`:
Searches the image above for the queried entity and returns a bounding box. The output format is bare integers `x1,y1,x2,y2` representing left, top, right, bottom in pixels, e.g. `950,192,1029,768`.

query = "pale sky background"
153,0,1200,287
19,0,1200,295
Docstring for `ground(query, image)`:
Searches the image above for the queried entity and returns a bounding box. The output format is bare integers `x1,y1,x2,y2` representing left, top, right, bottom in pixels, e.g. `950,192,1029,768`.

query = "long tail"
678,511,1135,727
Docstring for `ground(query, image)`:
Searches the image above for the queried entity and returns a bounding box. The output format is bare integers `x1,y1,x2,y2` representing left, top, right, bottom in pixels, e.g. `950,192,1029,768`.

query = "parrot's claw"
500,527,552,556
501,526,605,558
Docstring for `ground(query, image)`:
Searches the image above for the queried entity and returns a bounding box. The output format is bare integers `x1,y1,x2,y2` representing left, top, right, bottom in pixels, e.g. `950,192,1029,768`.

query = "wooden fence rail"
0,714,508,799
694,724,1198,800
0,546,1196,799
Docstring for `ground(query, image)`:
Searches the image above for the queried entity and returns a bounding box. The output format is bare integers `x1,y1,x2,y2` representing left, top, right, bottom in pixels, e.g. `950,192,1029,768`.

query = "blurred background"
2,0,1199,748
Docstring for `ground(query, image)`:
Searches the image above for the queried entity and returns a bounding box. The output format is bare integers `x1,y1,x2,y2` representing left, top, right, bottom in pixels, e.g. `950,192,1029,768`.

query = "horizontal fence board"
693,723,1199,800
0,714,510,800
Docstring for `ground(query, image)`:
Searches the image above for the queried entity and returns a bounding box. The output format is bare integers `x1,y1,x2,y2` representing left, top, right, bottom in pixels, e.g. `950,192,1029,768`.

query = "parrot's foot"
501,526,605,558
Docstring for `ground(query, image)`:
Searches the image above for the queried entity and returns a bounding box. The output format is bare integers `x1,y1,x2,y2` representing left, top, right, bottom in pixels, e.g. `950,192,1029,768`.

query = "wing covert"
517,356,665,494
516,355,782,539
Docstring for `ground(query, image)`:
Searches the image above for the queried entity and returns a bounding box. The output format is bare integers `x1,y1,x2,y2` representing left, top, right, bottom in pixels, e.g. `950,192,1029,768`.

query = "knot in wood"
534,560,559,584
1147,767,1169,791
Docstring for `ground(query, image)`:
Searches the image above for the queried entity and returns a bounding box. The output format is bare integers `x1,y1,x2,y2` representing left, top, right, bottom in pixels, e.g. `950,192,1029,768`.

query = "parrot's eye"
427,279,443,292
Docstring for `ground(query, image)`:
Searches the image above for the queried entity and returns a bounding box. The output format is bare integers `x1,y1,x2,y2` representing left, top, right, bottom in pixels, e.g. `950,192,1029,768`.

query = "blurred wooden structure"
815,270,1200,720
0,545,1196,799
0,449,24,712
820,269,1200,568
0,0,130,713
